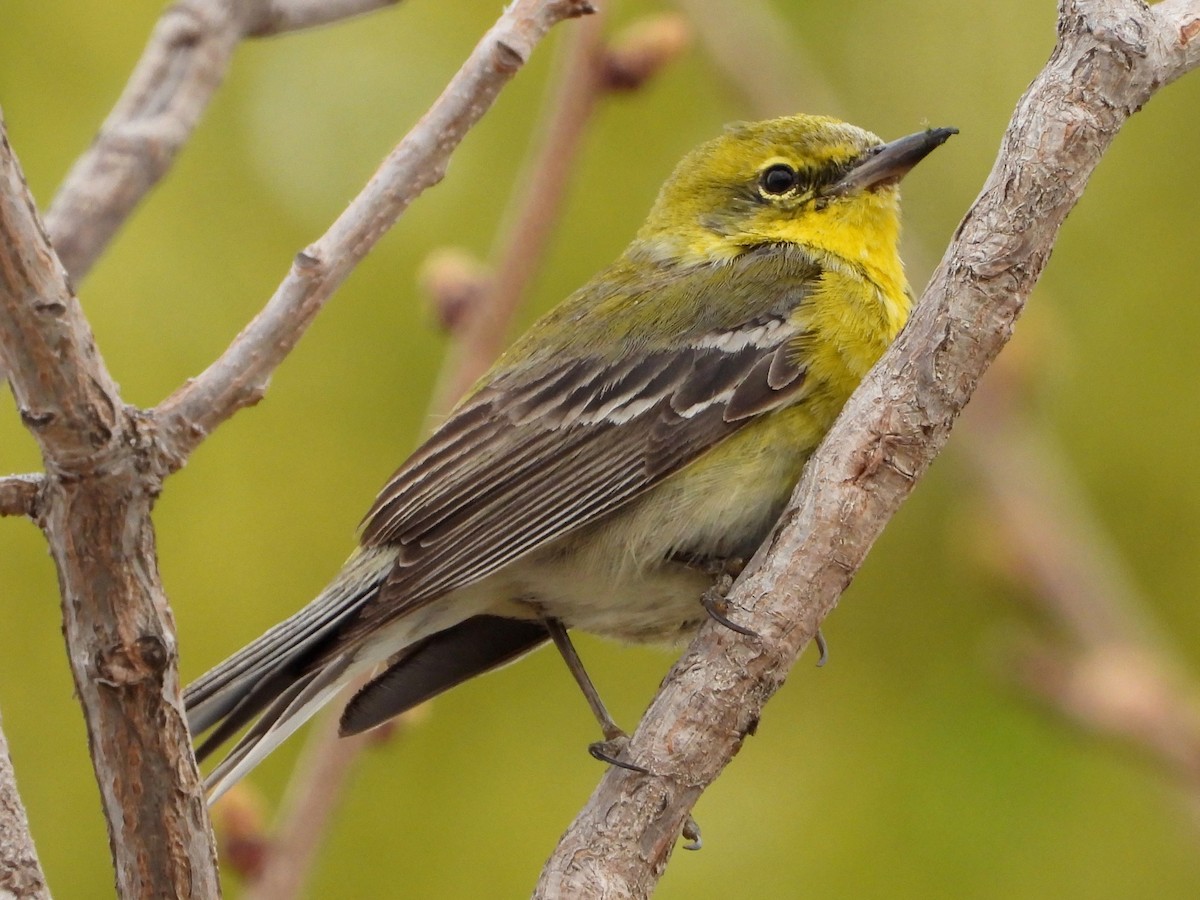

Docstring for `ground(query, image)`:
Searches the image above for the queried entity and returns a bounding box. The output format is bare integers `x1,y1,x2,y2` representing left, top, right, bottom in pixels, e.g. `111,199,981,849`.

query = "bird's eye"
759,164,798,195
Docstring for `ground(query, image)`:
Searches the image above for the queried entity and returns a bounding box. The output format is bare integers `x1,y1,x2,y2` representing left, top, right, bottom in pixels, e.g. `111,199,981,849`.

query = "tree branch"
44,0,404,283
0,475,42,520
430,5,610,409
0,707,49,900
0,107,220,897
535,0,1200,894
0,115,124,472
152,0,597,472
242,0,402,36
4,2,592,894
685,0,1200,837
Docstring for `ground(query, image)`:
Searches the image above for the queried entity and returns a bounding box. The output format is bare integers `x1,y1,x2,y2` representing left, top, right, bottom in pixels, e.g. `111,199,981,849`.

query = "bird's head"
632,115,955,286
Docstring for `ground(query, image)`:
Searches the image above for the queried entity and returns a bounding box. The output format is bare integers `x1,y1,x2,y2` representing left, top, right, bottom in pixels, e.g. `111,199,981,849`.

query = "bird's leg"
543,617,648,774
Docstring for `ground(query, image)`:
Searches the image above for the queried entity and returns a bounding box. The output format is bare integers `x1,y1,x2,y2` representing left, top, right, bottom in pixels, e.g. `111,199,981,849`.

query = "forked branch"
44,0,405,282
153,0,598,470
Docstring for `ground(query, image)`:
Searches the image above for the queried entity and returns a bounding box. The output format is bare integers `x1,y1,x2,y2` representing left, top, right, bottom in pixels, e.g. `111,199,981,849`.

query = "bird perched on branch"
186,114,955,799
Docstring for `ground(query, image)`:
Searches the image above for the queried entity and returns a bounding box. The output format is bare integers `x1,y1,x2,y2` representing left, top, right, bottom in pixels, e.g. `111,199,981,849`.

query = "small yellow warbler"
187,115,955,798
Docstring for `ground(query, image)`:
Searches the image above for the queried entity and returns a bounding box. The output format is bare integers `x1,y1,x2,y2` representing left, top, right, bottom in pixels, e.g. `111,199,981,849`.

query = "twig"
242,0,402,37
964,361,1154,646
672,0,840,115
0,707,49,900
535,0,1200,893
0,475,42,520
1009,638,1200,812
44,0,403,283
239,713,373,900
0,113,124,470
430,7,609,409
152,0,598,472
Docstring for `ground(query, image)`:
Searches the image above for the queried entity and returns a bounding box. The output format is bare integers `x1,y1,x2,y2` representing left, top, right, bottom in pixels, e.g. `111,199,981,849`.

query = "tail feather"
204,656,352,802
185,550,393,794
185,553,541,800
194,662,308,763
186,550,392,739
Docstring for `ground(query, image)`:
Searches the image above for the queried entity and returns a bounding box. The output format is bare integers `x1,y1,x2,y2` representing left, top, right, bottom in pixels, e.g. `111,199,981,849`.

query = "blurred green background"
3,0,1200,897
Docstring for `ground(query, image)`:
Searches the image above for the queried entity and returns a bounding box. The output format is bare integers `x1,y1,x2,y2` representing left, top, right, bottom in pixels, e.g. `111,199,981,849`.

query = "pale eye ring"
759,163,798,195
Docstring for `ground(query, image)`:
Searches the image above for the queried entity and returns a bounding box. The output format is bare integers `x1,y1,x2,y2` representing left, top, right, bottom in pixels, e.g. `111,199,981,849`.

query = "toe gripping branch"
679,553,829,665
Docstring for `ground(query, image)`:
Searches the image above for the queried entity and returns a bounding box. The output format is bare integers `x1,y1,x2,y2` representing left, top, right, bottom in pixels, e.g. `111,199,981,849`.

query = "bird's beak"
828,126,958,196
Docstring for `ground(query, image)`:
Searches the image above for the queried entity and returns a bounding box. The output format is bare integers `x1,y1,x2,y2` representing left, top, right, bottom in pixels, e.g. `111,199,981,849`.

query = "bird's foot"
672,554,759,638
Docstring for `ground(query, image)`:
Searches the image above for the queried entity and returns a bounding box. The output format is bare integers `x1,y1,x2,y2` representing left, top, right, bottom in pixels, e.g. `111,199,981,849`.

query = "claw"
700,577,759,638
588,735,650,774
814,628,829,667
682,815,703,851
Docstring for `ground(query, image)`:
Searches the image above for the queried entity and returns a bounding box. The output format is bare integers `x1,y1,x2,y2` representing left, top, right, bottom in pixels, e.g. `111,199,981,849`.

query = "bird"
185,114,956,800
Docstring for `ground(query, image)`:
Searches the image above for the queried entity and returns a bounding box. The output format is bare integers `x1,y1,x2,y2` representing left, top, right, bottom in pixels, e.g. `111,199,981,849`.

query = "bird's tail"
184,549,392,802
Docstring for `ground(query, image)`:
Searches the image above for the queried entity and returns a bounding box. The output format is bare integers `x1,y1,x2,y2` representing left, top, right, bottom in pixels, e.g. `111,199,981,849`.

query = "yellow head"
632,115,955,294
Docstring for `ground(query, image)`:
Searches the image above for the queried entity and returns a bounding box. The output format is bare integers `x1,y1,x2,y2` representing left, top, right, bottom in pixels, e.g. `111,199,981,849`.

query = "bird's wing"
348,280,813,640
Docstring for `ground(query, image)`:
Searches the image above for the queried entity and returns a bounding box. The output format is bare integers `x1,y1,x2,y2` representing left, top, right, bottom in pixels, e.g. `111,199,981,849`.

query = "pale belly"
492,403,826,643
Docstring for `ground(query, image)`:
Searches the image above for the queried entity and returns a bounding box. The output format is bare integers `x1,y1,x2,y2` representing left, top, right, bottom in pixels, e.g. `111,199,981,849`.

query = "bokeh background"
3,1,1200,897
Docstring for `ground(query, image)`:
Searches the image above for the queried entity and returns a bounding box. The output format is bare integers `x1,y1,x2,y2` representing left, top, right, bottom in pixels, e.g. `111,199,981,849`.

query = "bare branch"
965,364,1156,645
44,1,242,282
1010,638,1200,810
430,5,609,409
0,708,49,900
535,1,1200,893
672,0,840,115
44,0,404,283
5,2,589,893
152,0,597,471
0,109,219,897
0,475,42,520
243,0,402,37
0,113,124,473
239,717,372,900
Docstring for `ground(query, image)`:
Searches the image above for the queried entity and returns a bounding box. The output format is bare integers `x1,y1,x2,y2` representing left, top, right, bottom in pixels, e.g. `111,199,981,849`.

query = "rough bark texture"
534,0,1200,895
0,475,42,519
0,112,219,898
0,710,50,900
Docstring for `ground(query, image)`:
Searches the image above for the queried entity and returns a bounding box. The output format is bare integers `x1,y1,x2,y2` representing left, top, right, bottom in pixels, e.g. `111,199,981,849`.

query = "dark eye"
760,163,798,195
